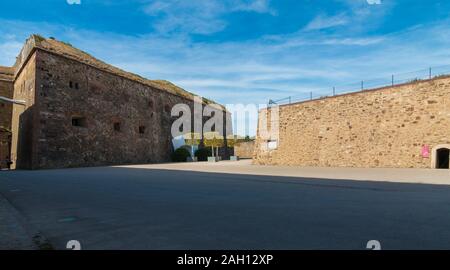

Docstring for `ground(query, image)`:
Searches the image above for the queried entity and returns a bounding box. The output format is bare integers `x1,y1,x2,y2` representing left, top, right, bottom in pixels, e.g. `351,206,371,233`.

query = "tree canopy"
226,134,244,148
183,132,201,147
203,132,224,148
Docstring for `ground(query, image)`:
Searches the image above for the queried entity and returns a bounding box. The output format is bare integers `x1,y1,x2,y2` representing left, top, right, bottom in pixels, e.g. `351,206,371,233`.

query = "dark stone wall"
0,77,13,168
10,53,38,170
0,75,13,131
33,50,229,169
0,78,14,129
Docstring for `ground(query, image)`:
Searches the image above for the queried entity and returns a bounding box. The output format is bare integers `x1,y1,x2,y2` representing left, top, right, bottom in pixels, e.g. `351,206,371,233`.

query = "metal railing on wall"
268,64,450,107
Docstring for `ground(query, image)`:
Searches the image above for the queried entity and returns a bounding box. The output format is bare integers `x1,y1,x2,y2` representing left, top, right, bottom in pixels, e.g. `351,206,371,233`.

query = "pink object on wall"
421,145,430,158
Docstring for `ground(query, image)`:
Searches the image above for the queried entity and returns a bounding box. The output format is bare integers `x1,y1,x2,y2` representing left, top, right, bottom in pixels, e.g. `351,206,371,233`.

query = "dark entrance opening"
0,127,12,169
436,148,450,169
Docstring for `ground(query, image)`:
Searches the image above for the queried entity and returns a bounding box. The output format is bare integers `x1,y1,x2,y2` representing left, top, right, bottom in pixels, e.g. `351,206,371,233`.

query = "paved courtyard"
0,160,450,250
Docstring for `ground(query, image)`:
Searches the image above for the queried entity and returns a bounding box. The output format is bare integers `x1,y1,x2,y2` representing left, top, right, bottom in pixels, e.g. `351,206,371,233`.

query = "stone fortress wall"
254,76,450,169
234,141,255,159
0,67,14,168
0,35,231,169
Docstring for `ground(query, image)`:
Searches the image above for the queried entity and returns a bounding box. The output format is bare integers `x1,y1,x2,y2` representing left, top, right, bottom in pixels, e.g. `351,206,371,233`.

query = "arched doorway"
436,148,450,169
431,144,450,169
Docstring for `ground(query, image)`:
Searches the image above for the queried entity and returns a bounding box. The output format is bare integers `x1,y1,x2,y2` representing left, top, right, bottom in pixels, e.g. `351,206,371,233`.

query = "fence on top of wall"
267,64,450,107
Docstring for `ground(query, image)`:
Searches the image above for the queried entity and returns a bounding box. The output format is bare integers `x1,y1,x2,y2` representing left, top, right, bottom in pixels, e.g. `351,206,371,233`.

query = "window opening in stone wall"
72,116,87,127
114,122,121,132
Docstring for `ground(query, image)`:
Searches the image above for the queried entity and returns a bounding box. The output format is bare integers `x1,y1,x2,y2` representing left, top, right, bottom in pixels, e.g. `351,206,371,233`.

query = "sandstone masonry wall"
254,76,450,168
234,141,255,159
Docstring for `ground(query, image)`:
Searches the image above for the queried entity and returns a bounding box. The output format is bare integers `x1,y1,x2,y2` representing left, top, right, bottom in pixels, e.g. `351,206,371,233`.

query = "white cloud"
2,16,450,135
143,0,275,35
66,0,81,5
305,0,394,35
367,0,382,5
232,0,277,15
3,18,449,100
304,13,349,31
0,36,24,67
144,1,225,34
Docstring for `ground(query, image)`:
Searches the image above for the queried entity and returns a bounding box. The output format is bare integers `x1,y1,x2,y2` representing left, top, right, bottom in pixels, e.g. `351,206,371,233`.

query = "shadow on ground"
1,166,450,250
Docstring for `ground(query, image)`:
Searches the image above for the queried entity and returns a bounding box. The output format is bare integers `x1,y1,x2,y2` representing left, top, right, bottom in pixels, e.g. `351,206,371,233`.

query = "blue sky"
1,0,450,135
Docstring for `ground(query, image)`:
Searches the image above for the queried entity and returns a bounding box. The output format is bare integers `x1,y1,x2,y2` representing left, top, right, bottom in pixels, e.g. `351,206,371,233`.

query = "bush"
171,148,191,162
195,147,212,161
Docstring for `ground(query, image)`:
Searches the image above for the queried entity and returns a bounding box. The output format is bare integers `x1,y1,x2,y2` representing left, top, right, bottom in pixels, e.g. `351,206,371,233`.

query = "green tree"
183,132,201,158
171,148,191,162
203,132,224,158
194,147,212,161
226,134,243,148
